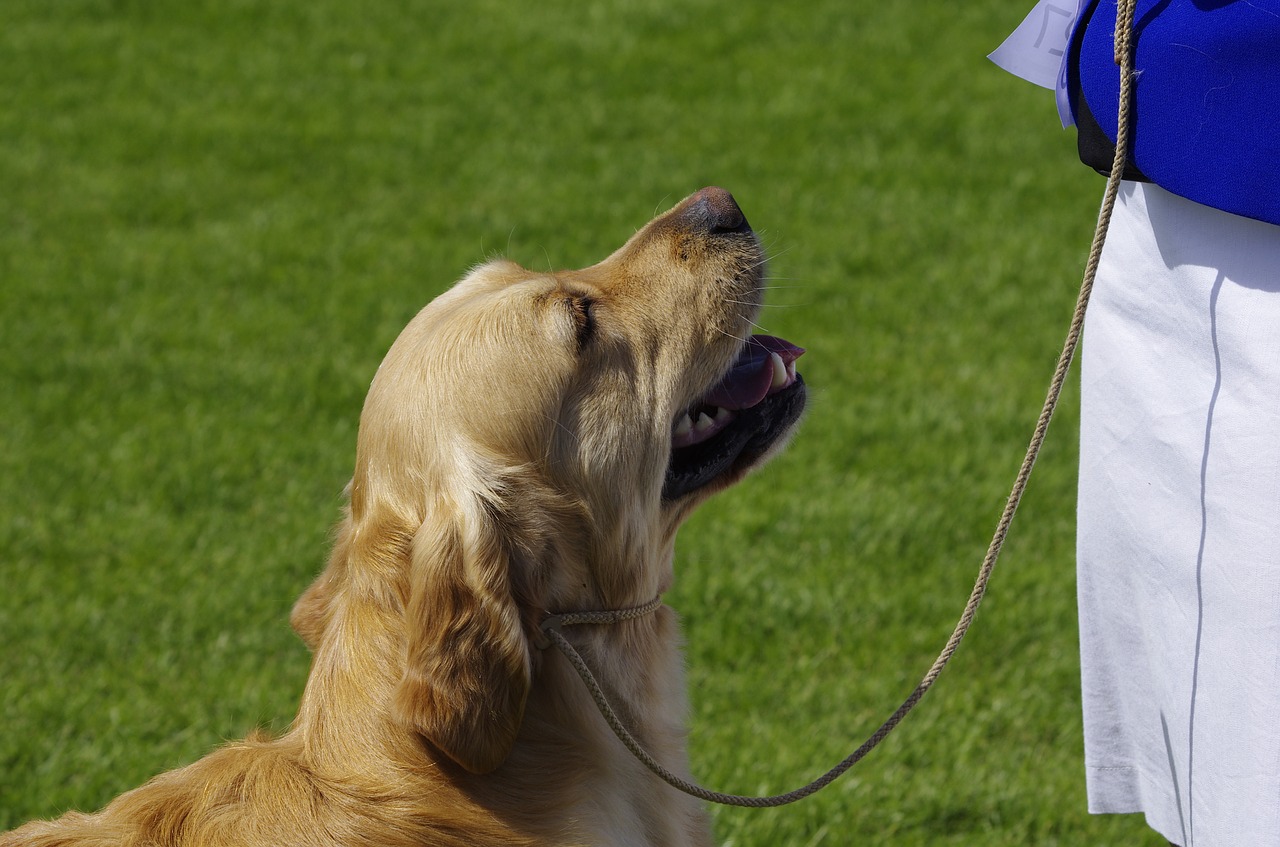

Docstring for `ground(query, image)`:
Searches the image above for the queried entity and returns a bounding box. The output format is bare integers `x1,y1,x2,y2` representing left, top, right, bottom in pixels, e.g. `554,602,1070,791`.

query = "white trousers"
1078,182,1280,846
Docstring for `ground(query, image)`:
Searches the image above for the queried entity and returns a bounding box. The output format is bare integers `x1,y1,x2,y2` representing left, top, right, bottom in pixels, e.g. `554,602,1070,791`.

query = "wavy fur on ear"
289,532,343,652
393,489,534,775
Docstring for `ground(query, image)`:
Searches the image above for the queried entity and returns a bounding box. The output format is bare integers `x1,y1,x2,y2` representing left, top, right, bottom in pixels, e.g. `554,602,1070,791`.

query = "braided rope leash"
542,0,1139,808
539,597,667,641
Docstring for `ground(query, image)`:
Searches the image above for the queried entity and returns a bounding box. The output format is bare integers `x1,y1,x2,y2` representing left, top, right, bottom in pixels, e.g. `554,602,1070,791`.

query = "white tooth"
674,414,694,439
714,406,733,424
770,351,788,388
694,411,716,432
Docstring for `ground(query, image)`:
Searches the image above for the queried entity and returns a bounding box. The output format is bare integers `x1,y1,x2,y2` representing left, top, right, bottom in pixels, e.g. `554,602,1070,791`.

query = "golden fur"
2,188,802,847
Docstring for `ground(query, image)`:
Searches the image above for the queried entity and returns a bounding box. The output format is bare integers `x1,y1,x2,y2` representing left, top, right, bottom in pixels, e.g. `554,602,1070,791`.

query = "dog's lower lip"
662,375,806,501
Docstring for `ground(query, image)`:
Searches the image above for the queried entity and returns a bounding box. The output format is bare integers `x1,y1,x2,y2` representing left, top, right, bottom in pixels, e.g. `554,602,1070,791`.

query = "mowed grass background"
0,1,1164,844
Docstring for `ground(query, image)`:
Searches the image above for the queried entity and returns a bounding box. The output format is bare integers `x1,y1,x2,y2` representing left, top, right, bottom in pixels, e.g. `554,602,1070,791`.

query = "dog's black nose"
680,186,751,235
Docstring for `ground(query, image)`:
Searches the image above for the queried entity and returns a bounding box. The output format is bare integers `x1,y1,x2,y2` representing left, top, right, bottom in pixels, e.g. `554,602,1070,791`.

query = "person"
992,2,1280,845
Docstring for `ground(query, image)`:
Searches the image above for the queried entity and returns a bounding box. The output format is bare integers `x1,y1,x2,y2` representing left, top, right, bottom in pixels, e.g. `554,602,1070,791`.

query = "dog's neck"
517,604,712,844
289,579,710,845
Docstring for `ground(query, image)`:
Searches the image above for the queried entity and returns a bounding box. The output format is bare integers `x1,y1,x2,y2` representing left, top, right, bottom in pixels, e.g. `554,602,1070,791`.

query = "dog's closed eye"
565,295,596,350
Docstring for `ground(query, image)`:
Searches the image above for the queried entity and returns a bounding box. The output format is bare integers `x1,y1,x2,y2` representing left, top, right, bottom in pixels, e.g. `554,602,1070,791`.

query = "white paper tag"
988,0,1088,125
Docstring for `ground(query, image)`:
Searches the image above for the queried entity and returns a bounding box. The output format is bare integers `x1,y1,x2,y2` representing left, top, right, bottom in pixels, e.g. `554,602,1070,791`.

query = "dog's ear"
290,513,352,652
394,493,533,774
290,568,335,652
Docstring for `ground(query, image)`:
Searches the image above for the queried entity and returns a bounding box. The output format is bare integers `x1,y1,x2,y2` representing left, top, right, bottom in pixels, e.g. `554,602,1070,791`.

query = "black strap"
1070,0,1150,182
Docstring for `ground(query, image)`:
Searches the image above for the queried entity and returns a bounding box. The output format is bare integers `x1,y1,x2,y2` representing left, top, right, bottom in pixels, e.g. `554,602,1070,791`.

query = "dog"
2,187,806,847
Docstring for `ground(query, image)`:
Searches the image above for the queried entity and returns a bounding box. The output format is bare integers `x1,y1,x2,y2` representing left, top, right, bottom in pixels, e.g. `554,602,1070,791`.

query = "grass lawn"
1,0,1164,843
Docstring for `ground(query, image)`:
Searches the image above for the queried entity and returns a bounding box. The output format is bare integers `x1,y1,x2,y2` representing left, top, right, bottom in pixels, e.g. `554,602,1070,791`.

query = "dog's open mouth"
662,335,806,500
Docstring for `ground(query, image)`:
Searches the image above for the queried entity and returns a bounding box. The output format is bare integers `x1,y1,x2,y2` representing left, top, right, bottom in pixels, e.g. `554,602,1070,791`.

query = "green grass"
0,1,1163,843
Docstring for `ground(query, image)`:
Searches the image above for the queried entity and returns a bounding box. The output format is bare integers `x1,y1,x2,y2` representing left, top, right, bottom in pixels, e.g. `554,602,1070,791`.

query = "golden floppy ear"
393,494,533,774
290,511,352,652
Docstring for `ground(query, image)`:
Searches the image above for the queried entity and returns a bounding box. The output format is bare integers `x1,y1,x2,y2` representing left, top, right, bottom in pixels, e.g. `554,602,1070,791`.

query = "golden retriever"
2,187,806,847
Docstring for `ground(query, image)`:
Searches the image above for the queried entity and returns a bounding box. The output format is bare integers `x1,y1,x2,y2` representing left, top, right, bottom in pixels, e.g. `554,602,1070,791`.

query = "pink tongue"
702,335,805,410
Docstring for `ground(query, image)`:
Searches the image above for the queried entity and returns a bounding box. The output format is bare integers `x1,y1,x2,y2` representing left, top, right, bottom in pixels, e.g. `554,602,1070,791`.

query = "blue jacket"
1072,0,1280,226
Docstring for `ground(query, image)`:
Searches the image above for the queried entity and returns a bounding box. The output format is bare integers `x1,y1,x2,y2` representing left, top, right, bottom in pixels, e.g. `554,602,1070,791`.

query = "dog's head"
305,188,805,774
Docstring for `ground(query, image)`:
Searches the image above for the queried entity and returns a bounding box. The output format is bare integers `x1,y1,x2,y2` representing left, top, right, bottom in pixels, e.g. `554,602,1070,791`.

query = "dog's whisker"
712,325,753,345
